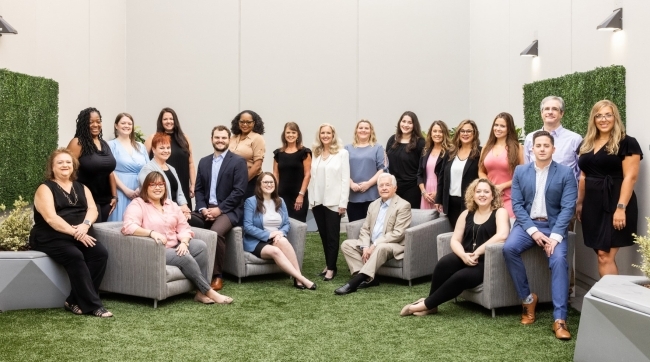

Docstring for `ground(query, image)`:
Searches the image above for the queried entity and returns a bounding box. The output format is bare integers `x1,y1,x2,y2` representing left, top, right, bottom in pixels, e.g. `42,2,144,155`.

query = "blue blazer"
194,151,248,226
243,196,291,253
511,161,577,238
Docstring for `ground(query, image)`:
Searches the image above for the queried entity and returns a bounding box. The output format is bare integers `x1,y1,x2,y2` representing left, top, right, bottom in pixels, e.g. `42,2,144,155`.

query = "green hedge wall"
0,69,59,207
523,65,625,137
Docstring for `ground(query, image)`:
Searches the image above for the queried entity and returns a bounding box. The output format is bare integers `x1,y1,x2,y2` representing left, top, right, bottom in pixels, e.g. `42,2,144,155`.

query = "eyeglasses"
261,181,275,185
543,107,561,113
239,121,254,125
595,113,614,121
459,129,474,134
150,182,165,188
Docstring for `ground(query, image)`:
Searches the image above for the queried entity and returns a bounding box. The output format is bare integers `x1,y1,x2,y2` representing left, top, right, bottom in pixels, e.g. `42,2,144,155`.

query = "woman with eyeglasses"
478,112,524,218
576,100,643,278
230,110,266,199
145,107,196,209
386,111,425,209
243,172,316,290
123,171,233,304
435,120,482,229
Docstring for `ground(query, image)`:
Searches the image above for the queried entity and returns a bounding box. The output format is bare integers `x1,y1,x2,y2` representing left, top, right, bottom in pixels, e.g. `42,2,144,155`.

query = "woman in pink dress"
417,121,450,210
478,112,523,217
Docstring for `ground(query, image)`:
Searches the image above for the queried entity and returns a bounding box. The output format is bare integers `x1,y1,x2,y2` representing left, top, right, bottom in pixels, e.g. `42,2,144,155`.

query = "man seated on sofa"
334,173,412,295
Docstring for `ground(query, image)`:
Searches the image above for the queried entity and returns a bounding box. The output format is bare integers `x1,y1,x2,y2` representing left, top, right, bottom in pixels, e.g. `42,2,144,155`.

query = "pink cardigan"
121,198,194,249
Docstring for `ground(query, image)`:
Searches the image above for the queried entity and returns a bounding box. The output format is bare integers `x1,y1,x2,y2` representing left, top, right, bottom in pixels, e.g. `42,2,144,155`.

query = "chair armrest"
401,216,454,280
94,222,167,300
224,226,245,277
288,218,307,268
345,219,365,240
436,232,454,261
191,227,218,278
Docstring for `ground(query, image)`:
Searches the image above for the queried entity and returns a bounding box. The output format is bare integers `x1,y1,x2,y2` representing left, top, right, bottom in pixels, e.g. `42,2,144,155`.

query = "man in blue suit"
503,130,577,340
191,125,248,291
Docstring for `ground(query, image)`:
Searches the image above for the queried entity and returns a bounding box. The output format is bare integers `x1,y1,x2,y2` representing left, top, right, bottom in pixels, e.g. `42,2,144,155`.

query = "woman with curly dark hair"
386,111,425,209
230,110,266,198
66,107,117,222
145,107,196,209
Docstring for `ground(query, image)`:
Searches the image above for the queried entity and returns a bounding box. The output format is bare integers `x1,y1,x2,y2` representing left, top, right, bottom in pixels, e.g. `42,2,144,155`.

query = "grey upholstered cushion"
410,209,438,227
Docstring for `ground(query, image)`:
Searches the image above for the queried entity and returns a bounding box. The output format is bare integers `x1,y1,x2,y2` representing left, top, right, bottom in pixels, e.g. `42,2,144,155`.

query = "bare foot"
207,289,233,304
413,307,438,316
400,298,425,316
194,291,215,304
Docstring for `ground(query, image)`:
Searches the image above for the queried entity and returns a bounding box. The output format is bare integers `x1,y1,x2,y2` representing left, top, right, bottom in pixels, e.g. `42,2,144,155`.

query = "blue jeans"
502,221,568,321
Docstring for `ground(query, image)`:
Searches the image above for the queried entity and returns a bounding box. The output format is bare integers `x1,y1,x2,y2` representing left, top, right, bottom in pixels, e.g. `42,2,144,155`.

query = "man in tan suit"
334,173,412,295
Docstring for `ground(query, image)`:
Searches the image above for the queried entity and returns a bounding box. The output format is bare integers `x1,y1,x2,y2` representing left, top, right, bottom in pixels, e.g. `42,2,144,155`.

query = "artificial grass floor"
0,233,579,361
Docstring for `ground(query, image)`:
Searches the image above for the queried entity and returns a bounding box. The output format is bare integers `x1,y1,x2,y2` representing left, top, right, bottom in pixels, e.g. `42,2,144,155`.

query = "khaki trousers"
341,239,403,280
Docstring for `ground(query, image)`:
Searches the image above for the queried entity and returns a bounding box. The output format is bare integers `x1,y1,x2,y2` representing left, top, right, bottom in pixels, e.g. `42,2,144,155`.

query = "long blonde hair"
352,120,377,147
579,100,625,156
312,123,342,157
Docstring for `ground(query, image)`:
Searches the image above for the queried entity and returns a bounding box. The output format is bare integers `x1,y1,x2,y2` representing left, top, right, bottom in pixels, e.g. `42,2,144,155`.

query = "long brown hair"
141,172,168,204
254,172,282,214
423,120,451,156
447,119,481,160
156,107,190,154
280,122,304,152
391,111,422,153
479,112,520,174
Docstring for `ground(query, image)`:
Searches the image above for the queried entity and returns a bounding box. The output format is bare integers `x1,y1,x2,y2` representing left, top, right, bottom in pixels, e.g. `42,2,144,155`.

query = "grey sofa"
94,222,218,308
345,209,454,286
223,218,308,283
437,231,576,317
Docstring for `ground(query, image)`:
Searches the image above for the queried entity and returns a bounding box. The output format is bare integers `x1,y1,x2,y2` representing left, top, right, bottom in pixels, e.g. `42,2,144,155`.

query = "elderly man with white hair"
335,173,412,295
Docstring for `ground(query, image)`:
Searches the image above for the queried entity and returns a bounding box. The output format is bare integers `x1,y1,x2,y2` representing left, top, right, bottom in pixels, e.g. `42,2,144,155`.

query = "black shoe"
358,278,380,289
334,283,357,295
293,279,306,290
317,271,326,277
323,270,337,281
307,283,317,291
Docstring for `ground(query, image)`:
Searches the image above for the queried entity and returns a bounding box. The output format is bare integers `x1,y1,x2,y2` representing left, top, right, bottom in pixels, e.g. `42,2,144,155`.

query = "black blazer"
194,151,248,226
435,147,482,214
416,149,446,187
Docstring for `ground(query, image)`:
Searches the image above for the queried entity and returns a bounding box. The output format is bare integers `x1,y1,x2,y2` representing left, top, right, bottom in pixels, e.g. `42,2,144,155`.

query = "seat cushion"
383,258,403,268
464,284,484,293
166,266,187,282
410,209,438,227
244,252,275,265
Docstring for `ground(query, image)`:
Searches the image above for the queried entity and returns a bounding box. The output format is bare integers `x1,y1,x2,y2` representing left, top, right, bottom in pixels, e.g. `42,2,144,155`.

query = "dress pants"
423,252,484,310
165,239,211,294
341,239,403,280
31,237,108,313
446,196,465,230
189,210,232,277
312,205,341,271
502,221,569,321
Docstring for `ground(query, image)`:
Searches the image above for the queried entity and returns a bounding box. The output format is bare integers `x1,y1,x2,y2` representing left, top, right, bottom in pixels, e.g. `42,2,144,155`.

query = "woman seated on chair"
121,171,233,304
243,172,316,290
400,178,509,317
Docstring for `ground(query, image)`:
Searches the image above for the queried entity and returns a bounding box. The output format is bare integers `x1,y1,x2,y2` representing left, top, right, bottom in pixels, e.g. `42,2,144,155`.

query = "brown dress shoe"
211,277,223,291
553,320,571,340
520,293,538,325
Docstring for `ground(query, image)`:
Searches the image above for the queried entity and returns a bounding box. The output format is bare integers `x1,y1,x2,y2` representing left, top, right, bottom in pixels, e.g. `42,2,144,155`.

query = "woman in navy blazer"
243,172,316,290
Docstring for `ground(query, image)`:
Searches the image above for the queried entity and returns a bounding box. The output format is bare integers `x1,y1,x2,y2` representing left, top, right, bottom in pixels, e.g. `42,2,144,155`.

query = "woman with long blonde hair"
576,100,643,277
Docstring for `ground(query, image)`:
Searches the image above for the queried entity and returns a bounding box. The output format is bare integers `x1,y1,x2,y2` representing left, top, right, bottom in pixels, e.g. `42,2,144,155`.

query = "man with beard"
190,125,248,291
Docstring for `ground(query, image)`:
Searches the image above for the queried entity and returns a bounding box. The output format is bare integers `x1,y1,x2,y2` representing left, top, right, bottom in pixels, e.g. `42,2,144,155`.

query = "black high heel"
293,279,306,290
317,270,327,277
323,270,337,281
307,283,317,290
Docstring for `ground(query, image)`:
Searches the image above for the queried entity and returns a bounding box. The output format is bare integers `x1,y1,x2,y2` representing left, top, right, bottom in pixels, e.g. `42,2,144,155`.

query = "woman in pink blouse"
122,171,233,304
478,112,523,218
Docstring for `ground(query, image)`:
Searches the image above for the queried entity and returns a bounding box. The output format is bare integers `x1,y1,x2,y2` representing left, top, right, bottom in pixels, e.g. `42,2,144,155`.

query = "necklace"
471,222,482,251
55,181,78,206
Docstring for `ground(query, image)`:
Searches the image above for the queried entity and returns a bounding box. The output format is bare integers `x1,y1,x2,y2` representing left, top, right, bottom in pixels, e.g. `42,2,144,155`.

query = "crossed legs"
260,237,314,288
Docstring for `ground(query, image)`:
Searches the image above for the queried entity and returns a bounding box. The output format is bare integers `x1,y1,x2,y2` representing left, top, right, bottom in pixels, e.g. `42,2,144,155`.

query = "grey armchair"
223,218,308,283
94,222,218,308
345,209,454,286
437,231,575,317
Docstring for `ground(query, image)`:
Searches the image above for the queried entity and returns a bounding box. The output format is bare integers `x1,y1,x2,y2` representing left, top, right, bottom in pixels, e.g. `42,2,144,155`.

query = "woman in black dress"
273,122,311,222
145,107,196,209
30,148,112,317
66,107,117,222
401,178,509,317
577,100,643,277
386,111,425,208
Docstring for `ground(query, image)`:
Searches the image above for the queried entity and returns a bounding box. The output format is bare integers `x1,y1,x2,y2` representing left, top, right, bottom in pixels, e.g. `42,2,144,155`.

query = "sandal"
64,302,83,315
92,307,113,318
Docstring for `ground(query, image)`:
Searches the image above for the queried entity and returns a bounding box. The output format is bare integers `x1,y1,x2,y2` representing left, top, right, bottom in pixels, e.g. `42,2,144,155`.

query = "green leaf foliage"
523,65,626,136
0,68,59,207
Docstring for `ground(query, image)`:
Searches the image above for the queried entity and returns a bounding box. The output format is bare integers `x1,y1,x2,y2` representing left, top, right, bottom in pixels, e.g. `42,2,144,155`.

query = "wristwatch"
83,219,92,227
616,203,626,210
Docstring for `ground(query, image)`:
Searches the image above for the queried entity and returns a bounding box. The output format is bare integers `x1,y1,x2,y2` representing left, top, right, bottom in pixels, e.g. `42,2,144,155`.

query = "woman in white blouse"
308,123,350,281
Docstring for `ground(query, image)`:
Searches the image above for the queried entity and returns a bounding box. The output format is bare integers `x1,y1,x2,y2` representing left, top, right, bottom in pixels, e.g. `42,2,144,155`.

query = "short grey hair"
377,173,397,187
540,96,565,112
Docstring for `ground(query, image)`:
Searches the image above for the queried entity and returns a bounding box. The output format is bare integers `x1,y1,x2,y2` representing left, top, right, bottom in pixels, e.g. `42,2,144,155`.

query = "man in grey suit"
503,130,577,340
334,173,412,295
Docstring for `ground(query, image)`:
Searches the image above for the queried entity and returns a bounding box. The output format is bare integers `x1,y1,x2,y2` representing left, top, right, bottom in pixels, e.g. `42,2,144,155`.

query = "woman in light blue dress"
107,113,149,221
